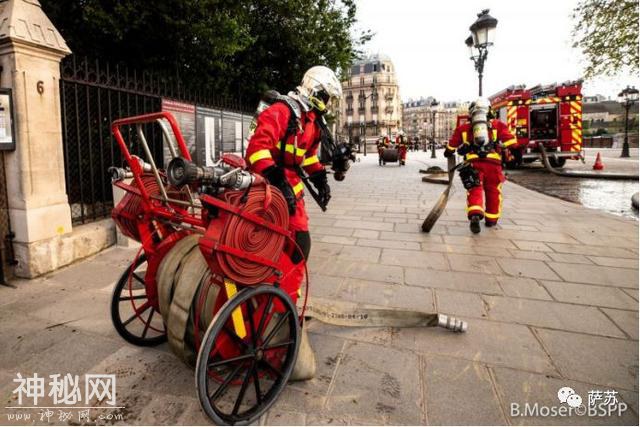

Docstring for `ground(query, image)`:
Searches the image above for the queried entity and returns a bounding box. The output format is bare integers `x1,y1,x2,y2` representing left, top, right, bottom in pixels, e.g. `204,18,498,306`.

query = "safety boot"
469,215,481,234
289,326,316,381
485,221,497,228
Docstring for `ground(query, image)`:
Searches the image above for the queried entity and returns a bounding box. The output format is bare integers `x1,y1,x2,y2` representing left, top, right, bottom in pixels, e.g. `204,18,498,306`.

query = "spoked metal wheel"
110,254,167,346
195,285,300,425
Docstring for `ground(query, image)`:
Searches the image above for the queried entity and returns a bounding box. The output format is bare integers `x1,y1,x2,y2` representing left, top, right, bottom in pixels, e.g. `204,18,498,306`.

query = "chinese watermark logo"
510,386,628,418
5,373,122,423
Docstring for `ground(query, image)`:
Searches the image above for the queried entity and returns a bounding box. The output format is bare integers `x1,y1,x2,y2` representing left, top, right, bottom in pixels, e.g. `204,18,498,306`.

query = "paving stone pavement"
0,151,638,425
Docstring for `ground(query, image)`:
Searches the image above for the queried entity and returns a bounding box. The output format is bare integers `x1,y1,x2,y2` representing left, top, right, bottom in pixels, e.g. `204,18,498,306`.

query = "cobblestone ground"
0,151,638,425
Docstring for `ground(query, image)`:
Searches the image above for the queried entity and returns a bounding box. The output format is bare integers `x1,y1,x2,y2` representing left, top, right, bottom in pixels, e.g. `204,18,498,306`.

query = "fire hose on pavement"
153,184,467,365
539,144,639,180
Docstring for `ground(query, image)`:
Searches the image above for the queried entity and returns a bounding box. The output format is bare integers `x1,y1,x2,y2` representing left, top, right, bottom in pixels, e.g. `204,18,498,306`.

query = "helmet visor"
312,89,338,113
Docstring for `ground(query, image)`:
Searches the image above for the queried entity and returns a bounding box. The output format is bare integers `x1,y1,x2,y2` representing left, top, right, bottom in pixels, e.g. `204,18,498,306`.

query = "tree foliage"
572,0,639,78
41,0,372,103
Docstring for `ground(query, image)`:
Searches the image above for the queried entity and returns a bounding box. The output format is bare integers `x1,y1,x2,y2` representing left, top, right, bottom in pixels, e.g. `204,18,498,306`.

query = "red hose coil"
113,175,159,241
113,174,187,241
216,186,289,285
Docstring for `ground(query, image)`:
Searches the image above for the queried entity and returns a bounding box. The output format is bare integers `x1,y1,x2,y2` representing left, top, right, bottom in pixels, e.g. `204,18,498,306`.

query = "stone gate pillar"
0,0,73,277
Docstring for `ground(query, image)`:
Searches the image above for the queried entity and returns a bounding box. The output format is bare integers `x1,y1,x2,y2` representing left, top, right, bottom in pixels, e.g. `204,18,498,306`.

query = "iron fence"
60,56,252,225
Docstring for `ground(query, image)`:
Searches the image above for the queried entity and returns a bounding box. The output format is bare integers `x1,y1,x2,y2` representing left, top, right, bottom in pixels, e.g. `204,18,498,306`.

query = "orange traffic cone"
593,152,604,170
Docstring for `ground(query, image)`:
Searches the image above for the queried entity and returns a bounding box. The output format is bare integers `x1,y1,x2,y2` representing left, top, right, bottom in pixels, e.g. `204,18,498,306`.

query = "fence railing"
60,55,253,225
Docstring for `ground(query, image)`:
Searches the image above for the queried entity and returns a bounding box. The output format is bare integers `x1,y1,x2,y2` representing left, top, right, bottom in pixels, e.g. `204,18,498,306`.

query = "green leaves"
572,0,639,78
41,0,370,104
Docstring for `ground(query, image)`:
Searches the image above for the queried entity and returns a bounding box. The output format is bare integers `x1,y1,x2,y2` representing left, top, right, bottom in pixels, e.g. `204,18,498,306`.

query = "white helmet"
297,66,343,113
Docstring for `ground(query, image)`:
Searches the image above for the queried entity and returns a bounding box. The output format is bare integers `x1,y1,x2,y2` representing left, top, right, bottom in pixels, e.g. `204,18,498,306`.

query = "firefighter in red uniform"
396,130,408,165
444,98,518,233
244,66,344,380
245,65,342,262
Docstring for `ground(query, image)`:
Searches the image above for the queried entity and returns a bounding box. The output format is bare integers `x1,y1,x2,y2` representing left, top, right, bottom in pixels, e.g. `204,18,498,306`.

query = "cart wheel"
196,285,300,426
110,254,167,346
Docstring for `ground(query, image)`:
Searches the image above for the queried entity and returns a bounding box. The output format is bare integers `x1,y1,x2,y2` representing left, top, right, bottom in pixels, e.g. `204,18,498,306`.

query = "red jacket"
395,136,407,147
245,102,325,198
447,119,517,164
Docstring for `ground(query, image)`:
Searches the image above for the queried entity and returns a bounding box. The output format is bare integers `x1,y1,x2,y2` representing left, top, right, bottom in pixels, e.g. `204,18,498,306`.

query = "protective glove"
503,148,514,163
309,170,331,207
444,148,455,158
458,163,480,190
262,166,297,215
457,144,472,156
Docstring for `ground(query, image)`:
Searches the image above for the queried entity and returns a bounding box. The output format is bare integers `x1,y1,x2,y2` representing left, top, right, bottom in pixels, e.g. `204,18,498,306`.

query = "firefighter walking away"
444,98,518,233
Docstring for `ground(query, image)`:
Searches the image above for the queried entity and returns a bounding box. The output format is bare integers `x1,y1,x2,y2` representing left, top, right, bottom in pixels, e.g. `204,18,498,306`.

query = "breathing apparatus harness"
455,101,500,190
251,90,354,211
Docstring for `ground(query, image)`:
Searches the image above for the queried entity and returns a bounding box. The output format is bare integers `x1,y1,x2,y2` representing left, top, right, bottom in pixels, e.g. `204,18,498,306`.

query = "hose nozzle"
437,314,468,333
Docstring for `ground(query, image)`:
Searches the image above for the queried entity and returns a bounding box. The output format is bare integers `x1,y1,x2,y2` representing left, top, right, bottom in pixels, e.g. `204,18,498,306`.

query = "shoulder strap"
271,96,302,165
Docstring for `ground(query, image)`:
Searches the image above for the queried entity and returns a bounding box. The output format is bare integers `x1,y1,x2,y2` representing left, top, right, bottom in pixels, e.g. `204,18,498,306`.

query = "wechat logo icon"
558,386,582,408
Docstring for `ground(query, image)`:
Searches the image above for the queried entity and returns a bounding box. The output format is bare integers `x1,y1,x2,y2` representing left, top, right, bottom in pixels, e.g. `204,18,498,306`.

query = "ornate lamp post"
429,100,439,158
421,122,428,152
617,86,639,158
361,81,377,156
466,9,498,96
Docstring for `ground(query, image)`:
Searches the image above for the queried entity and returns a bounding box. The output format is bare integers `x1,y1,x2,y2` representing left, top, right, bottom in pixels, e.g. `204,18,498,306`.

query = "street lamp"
430,100,440,158
618,86,639,158
466,9,498,96
360,81,377,156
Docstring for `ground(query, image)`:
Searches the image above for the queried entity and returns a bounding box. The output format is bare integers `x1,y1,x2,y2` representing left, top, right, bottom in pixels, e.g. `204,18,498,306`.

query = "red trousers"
289,197,308,233
466,160,505,224
399,146,407,161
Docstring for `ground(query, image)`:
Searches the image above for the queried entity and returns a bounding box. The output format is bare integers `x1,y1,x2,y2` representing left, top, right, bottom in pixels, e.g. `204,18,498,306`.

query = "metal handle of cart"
111,111,198,209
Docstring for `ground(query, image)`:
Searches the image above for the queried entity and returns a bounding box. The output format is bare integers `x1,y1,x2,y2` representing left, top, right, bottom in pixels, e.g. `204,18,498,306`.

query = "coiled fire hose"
217,188,289,285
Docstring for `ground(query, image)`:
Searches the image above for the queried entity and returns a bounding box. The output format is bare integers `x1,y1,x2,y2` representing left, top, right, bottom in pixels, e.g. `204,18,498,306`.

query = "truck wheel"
549,157,566,168
504,158,522,169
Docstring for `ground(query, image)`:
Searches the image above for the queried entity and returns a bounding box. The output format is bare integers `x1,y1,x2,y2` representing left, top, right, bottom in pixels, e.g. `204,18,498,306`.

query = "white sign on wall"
235,121,242,153
204,116,216,166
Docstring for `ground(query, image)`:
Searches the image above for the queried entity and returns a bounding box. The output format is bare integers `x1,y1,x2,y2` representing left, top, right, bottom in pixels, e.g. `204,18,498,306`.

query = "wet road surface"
507,160,639,219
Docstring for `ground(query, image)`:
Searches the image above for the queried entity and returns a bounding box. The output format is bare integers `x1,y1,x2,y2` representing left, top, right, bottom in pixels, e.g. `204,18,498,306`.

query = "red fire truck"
489,80,584,168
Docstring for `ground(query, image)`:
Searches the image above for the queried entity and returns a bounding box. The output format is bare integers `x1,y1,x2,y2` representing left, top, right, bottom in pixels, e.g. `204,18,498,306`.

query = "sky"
353,0,638,103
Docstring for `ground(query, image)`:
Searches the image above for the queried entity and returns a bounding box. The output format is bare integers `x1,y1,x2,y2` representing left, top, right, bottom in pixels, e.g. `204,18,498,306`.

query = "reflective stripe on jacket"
245,102,325,196
447,119,517,164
